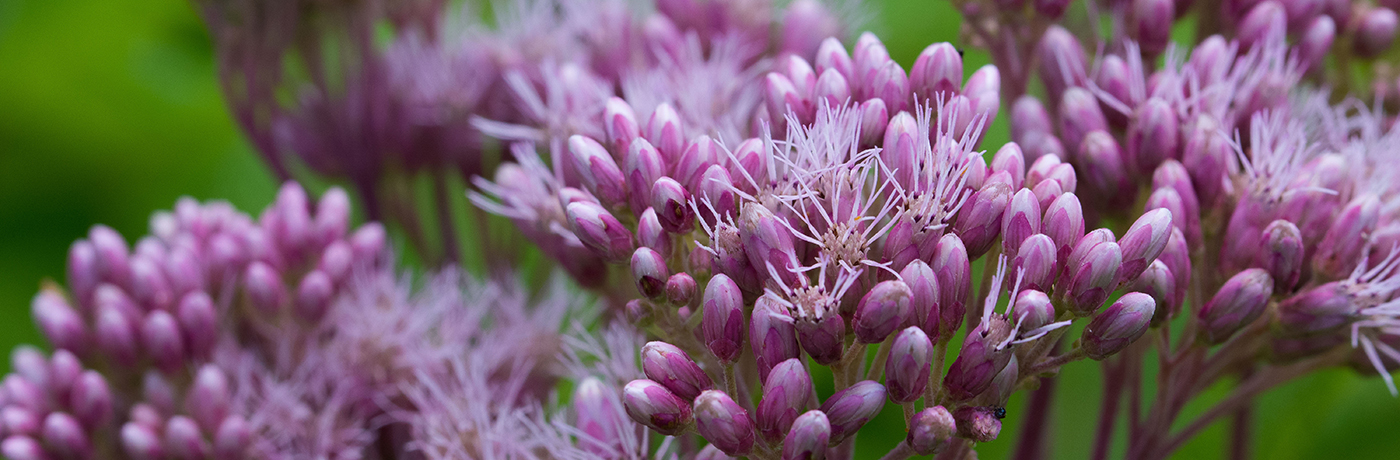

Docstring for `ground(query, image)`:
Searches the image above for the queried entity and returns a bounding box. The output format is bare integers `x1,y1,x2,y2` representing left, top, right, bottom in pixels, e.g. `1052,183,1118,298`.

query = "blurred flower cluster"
5,0,1400,459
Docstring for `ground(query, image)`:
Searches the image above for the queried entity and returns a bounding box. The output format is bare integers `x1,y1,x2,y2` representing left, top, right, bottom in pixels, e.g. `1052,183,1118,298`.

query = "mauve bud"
1198,269,1274,344
813,68,851,108
1014,234,1059,291
646,103,685,162
293,270,333,323
69,371,113,430
702,274,745,362
1002,189,1042,255
666,273,698,307
752,294,801,379
1314,195,1380,280
693,390,754,455
121,422,164,460
637,208,672,257
631,248,670,300
176,292,217,358
242,261,285,314
932,234,972,342
625,138,665,214
1063,241,1123,317
1129,261,1177,325
3,407,42,437
953,406,1002,442
781,410,830,460
783,55,818,102
567,201,634,262
782,0,839,58
33,289,88,355
853,32,892,95
1060,88,1108,155
1012,289,1056,332
1119,208,1174,284
1239,2,1286,50
90,225,132,287
141,310,185,373
954,180,1013,258
992,143,1027,190
186,366,230,434
964,152,989,191
1130,0,1174,55
870,60,910,113
1082,292,1156,360
10,348,48,393
129,256,173,312
647,177,694,234
1,436,47,460
1127,98,1179,175
858,98,890,147
622,379,692,436
908,406,957,455
573,377,622,455
1354,7,1398,57
1043,192,1086,263
1181,115,1230,207
796,309,845,365
129,403,164,431
883,111,919,188
90,296,139,364
1276,282,1356,336
214,416,250,460
695,445,731,460
1037,26,1088,103
5,375,48,415
901,260,941,338
1095,56,1133,127
605,97,641,150
1012,96,1053,143
854,280,913,343
641,341,713,401
678,136,723,193
1078,131,1134,204
984,354,1019,405
910,43,963,104
820,380,887,443
67,241,100,307
1256,219,1304,290
50,351,83,404
757,359,812,442
886,327,935,403
698,165,738,222
943,318,1015,402
164,415,211,459
43,412,92,459
816,37,854,79
767,72,808,127
1299,16,1335,70
741,203,802,288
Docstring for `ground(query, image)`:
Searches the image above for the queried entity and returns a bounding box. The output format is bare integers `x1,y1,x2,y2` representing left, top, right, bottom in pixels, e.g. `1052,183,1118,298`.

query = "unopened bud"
1082,292,1156,359
693,390,755,455
1198,269,1274,344
1276,282,1356,336
1129,260,1177,325
854,280,913,343
640,342,713,401
1119,208,1174,284
622,379,692,436
954,181,1013,258
752,294,801,379
702,274,745,362
567,201,634,262
1012,289,1056,332
953,406,1002,442
932,234,972,342
886,327,935,403
757,359,812,442
631,248,670,299
908,406,957,455
781,411,831,460
1257,219,1304,290
32,289,88,355
820,380,887,443
1063,241,1123,316
1354,7,1397,57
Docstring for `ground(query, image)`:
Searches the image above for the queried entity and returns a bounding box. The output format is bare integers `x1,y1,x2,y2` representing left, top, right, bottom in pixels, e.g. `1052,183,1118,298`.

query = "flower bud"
702,274,745,362
121,422,164,459
1198,269,1274,344
886,327,935,403
752,294,801,379
1119,208,1174,284
142,310,186,373
1095,56,1133,127
1313,194,1380,280
870,60,910,113
1239,1,1286,50
854,280,913,343
1002,189,1042,255
129,255,173,311
698,165,738,222
796,310,845,365
932,234,972,342
1012,289,1056,332
910,43,962,104
781,411,831,460
1276,282,1356,336
568,135,627,206
1082,292,1156,360
631,248,670,300
242,261,285,314
1012,96,1054,143
1059,88,1108,157
814,68,851,108
1014,234,1059,292
1078,131,1134,205
567,201,634,262
70,370,113,430
1127,98,1179,175
820,381,887,443
992,143,1027,190
1063,241,1123,317
953,406,1002,442
1037,26,1088,103
94,303,138,365
165,415,211,459
622,379,692,436
186,365,230,434
954,180,1012,258
176,292,217,358
1354,7,1398,57
214,416,251,460
625,138,665,214
943,318,1015,402
767,72,808,128
1298,16,1335,71
1130,0,1174,55
783,55,818,104
1182,115,1231,207
646,103,685,163
757,359,812,442
604,97,641,151
741,203,802,288
1129,260,1177,325
677,136,722,193
637,208,672,257
3,406,41,437
693,390,754,455
1159,228,1191,315
900,260,941,338
294,270,333,323
1043,192,1086,263
5,374,48,415
650,177,695,234
90,224,132,287
1,436,46,460
883,112,919,189
641,341,713,401
963,66,1001,141
1257,219,1304,290
32,289,88,355
908,406,957,455
573,377,623,455
1152,160,1200,223
859,98,890,147
666,273,698,307
816,38,854,80
43,412,92,460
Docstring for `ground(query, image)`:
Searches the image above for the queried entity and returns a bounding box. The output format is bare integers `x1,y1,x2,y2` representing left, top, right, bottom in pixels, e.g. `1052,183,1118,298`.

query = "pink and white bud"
1082,292,1156,359
752,294,801,379
121,422,164,460
693,390,754,456
625,138,666,214
573,378,624,456
646,103,686,163
796,310,846,365
89,225,132,288
1130,0,1175,55
781,411,831,460
1043,192,1086,263
1059,89,1108,157
604,97,641,151
1063,241,1123,317
242,261,285,314
781,1,840,58
954,406,1002,442
886,327,935,403
1,436,47,460
1198,269,1275,344
741,203,802,288
294,270,333,323
698,165,738,222
43,412,92,460
1239,2,1287,50
1012,96,1054,143
32,289,88,355
567,201,634,262
175,292,217,358
141,310,185,373
1013,289,1056,332
702,274,745,362
815,37,854,81
1257,219,1304,290
858,98,890,147
666,273,698,307
1002,188,1042,255
932,234,972,342
631,248,670,300
883,111,919,188
901,260,941,338
676,136,722,193
854,280,913,343
1127,98,1180,176
1181,115,1231,207
766,72,808,128
69,371,113,430
908,406,957,455
1313,195,1380,280
910,43,963,105
992,143,1027,190
214,416,250,460
164,415,211,459
640,341,714,401
1014,234,1059,291
1119,208,1174,284
637,208,672,257
814,69,851,107
623,379,692,436
869,61,910,113
820,380,887,443
853,32,892,98
1077,131,1134,205
1298,16,1335,71
954,180,1013,258
1129,260,1178,325
1036,26,1088,104
1276,282,1356,336
757,359,812,442
1354,7,1398,57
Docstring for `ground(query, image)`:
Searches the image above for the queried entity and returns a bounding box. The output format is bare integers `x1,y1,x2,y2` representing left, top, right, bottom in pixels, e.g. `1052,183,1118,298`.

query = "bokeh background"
1,0,1396,458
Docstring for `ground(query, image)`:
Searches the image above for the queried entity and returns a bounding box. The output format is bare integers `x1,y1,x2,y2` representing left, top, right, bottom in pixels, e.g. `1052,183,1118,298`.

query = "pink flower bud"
814,68,851,108
164,415,211,459
666,272,699,307
1014,234,1059,291
3,406,42,437
853,32,892,97
214,416,250,460
567,201,634,262
1059,87,1108,158
175,292,217,359
1037,26,1088,105
69,371,113,430
1013,289,1056,332
631,248,670,300
1298,16,1335,71
757,359,812,442
910,43,963,105
1002,188,1042,255
781,1,840,58
43,412,92,460
625,138,666,214
646,103,685,163
1257,219,1304,290
858,98,890,147
678,136,723,192
883,111,919,189
1082,292,1156,360
568,135,627,206
752,294,801,379
1130,0,1175,55
1077,131,1135,206
121,422,164,459
1025,153,1063,191
641,341,713,401
693,390,754,455
954,406,1002,442
1129,260,1177,325
294,270,333,323
1063,241,1123,317
728,138,768,194
573,377,624,455
1,436,46,460
1127,98,1180,176
954,180,1013,258
1119,208,1174,283
702,274,745,362
698,165,738,223
900,260,941,338
854,280,912,344
637,208,672,257
781,411,831,460
1043,192,1086,263
816,38,854,81
1198,269,1274,344
186,365,230,434
141,310,185,373
1095,56,1133,128
129,256,173,312
796,309,845,365
741,203,802,288
869,60,910,113
242,261,285,314
1276,282,1355,336
1354,7,1398,57
1314,195,1380,280
932,234,972,342
992,143,1027,191
32,289,88,355
943,318,1016,402
886,327,935,403
67,241,101,309
1012,96,1054,143
908,406,956,455
767,72,808,128
90,224,132,288
821,380,886,443
1240,2,1287,50
623,379,692,436
1181,115,1231,207
604,97,641,151
648,177,693,234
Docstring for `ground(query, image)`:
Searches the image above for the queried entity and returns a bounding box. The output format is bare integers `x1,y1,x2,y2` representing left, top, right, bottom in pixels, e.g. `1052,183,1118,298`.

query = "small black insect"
992,406,1007,419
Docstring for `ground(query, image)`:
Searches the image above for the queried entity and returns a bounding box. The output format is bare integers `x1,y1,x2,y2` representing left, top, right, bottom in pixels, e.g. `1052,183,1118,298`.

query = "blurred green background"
0,0,1396,458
